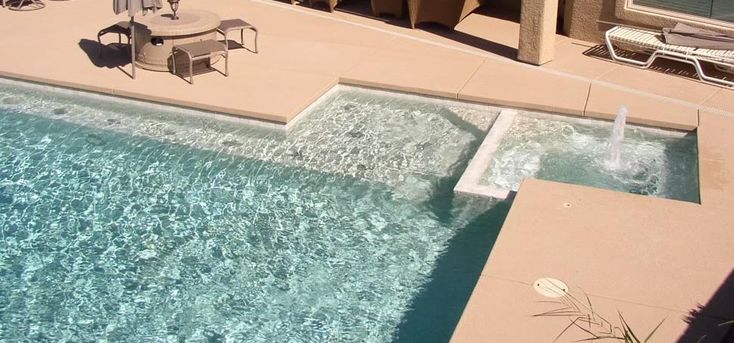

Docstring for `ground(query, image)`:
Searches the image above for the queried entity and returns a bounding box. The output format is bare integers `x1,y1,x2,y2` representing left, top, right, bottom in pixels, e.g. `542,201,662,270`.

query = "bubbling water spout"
605,106,628,170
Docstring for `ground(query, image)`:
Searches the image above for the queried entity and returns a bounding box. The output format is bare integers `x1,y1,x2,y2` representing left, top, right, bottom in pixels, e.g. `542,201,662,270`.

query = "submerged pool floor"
0,81,506,342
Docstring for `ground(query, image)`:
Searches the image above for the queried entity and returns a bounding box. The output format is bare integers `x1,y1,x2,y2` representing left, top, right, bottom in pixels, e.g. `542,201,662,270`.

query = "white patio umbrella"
113,0,163,79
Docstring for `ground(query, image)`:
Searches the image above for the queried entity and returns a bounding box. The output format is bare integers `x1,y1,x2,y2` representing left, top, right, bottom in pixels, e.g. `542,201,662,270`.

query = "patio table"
134,9,221,72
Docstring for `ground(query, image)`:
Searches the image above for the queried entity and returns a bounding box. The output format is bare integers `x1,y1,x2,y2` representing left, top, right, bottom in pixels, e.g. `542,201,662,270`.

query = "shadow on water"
389,105,510,342
661,131,700,203
421,106,493,223
422,160,474,223
392,199,512,343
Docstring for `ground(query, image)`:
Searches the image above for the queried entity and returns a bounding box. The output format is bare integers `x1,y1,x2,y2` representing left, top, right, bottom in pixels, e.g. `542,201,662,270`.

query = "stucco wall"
565,0,734,44
564,0,620,43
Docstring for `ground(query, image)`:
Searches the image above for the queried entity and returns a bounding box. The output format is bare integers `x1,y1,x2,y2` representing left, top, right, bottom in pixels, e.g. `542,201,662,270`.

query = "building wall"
564,0,734,43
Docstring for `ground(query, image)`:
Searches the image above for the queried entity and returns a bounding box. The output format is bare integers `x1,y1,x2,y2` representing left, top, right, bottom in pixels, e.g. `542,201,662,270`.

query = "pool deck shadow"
679,268,734,342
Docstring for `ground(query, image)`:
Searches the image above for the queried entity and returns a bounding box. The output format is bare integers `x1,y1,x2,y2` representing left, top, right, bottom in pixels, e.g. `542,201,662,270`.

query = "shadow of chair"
78,39,132,73
5,0,45,11
583,44,734,85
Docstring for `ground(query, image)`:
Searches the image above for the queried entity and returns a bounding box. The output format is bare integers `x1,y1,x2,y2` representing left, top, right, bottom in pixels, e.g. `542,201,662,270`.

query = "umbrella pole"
130,16,136,79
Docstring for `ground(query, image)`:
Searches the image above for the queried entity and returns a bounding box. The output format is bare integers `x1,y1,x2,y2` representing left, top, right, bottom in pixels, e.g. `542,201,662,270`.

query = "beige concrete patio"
0,0,732,127
2,0,734,341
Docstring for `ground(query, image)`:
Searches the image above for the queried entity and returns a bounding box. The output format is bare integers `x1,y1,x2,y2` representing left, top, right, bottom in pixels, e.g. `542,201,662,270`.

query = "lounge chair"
407,0,483,28
5,0,45,10
97,21,131,57
605,25,734,87
171,39,229,85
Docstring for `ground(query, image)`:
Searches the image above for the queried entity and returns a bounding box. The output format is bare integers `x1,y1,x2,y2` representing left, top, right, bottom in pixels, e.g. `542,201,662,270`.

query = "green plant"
697,320,734,343
534,291,665,342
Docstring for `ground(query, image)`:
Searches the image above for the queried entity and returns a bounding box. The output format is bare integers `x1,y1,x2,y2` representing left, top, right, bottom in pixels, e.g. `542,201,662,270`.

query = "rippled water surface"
482,113,699,202
0,81,507,342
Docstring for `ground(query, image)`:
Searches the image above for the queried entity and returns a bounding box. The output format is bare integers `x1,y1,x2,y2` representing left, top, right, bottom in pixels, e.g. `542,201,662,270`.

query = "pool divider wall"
286,84,342,130
454,109,517,200
0,76,290,132
514,109,692,137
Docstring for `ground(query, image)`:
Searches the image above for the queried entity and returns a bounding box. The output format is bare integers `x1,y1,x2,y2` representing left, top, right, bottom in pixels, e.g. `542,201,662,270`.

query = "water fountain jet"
604,106,628,170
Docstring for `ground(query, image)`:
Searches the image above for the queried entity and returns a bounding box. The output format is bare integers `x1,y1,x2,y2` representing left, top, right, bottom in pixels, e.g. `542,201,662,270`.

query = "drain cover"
533,278,568,298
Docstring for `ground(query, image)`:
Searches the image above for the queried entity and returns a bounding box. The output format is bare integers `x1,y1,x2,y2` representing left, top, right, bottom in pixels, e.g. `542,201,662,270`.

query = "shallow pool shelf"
455,109,700,203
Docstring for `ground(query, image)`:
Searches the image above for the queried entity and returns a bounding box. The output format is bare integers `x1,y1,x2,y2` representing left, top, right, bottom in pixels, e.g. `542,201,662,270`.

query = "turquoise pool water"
481,112,699,202
0,81,507,342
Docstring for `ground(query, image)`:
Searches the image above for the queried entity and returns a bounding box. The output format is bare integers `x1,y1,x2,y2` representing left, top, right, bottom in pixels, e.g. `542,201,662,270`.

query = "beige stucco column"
518,0,559,65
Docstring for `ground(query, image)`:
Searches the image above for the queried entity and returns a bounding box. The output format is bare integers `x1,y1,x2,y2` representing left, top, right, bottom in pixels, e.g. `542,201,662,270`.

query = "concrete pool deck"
453,109,734,342
0,0,733,128
2,0,734,341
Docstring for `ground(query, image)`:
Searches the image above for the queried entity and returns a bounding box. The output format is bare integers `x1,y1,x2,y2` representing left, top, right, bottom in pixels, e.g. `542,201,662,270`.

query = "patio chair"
216,19,258,53
309,0,338,12
407,0,483,28
171,39,229,85
97,21,131,57
371,0,403,17
605,25,734,87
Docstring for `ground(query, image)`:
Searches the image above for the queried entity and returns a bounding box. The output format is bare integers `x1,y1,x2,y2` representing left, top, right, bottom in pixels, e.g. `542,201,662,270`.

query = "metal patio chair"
97,21,131,57
171,39,229,85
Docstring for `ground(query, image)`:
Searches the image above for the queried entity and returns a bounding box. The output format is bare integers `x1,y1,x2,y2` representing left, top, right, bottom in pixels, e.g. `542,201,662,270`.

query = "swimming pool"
0,81,507,342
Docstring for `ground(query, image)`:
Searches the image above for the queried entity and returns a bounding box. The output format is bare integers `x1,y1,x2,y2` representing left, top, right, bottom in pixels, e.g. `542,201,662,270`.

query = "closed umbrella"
113,0,163,79
663,23,734,50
